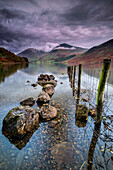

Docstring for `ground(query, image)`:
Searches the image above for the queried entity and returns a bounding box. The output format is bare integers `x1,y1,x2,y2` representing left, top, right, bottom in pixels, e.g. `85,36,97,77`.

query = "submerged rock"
20,97,35,107
51,142,74,168
36,91,51,103
39,104,57,121
2,106,39,139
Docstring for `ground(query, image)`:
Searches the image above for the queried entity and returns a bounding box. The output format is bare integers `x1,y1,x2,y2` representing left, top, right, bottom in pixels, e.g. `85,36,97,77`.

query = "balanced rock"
20,97,35,107
39,104,57,121
2,106,39,139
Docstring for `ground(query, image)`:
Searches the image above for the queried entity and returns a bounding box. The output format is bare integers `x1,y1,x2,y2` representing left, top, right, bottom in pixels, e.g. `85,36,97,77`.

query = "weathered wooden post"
76,64,82,110
73,66,76,80
96,59,111,124
72,66,76,96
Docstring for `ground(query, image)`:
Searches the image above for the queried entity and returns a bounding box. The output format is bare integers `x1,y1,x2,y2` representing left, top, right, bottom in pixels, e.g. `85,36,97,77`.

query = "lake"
0,62,113,170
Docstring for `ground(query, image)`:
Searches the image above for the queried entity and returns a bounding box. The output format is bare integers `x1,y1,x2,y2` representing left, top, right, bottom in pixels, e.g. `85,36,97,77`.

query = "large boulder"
39,104,57,121
20,97,35,107
2,106,39,139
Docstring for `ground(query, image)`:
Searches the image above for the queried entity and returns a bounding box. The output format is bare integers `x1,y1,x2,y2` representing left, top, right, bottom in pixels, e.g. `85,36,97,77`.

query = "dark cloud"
0,0,113,53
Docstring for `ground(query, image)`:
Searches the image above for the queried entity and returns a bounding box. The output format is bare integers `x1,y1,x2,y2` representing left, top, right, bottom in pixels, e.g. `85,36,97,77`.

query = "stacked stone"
36,74,57,121
36,74,57,103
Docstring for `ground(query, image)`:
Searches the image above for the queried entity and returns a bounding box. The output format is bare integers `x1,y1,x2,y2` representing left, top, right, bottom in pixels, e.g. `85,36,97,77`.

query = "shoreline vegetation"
0,47,29,64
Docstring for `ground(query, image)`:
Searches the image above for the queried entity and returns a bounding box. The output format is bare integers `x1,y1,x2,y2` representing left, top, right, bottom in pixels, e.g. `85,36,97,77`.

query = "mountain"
52,43,87,52
39,43,87,62
0,47,28,63
18,44,87,63
68,39,113,65
18,48,45,62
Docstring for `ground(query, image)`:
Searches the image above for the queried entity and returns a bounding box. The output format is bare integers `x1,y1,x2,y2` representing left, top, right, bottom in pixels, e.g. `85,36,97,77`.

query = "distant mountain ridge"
52,43,87,52
18,43,87,62
68,39,113,65
18,48,45,62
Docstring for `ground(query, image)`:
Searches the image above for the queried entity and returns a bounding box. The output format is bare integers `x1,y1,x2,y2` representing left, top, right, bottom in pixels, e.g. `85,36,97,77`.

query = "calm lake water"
0,62,113,170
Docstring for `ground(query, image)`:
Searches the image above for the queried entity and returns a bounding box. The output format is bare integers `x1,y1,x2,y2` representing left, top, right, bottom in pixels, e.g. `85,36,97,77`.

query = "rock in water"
43,84,55,97
20,97,35,107
37,74,57,87
31,83,37,87
51,142,74,169
36,91,51,103
2,106,39,139
39,104,57,121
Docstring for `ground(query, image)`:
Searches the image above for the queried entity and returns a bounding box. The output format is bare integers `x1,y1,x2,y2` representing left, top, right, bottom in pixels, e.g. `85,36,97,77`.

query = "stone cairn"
36,74,57,121
2,74,58,143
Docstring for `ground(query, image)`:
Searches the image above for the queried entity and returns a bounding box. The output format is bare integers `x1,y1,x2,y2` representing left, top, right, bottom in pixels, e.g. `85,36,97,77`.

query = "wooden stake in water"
96,59,111,123
76,64,82,109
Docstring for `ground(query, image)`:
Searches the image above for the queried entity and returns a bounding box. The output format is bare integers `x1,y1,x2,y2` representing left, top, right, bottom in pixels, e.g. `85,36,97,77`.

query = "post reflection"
87,123,101,170
67,65,76,97
75,64,88,127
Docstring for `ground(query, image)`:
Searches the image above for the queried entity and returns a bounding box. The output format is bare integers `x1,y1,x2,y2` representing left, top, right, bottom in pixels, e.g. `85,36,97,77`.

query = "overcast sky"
0,0,113,53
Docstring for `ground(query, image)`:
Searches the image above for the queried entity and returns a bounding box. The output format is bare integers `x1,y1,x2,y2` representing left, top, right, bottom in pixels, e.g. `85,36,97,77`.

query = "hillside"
0,47,28,63
68,39,113,65
39,43,87,62
18,48,45,62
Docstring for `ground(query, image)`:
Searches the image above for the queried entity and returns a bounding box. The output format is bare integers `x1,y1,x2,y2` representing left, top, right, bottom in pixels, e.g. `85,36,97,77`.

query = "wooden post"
72,66,76,96
96,59,111,123
76,64,82,109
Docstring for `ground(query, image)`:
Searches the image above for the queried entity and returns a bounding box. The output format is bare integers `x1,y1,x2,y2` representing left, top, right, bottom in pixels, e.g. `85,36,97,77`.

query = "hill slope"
68,39,113,65
40,43,87,62
0,47,28,63
18,48,45,62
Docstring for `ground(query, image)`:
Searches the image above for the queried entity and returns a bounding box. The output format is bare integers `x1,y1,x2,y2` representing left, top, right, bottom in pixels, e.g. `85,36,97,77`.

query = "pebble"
25,156,28,159
11,153,15,157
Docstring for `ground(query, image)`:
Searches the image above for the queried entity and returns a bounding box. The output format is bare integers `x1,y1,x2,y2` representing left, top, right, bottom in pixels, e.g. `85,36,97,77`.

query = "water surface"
0,63,113,170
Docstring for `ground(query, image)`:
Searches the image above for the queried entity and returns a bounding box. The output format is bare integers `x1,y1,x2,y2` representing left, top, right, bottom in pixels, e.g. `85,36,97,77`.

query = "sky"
0,0,113,53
